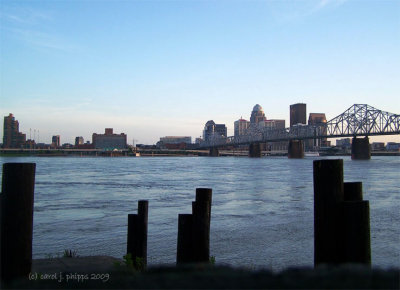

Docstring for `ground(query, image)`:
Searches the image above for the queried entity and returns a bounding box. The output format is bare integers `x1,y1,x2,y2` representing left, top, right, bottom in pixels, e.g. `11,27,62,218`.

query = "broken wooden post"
341,182,371,265
192,188,212,262
313,159,344,266
176,188,212,265
1,163,36,283
176,214,194,264
127,200,148,269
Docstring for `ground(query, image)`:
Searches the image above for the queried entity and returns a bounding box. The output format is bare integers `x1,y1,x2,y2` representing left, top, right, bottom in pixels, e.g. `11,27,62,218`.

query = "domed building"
250,104,267,124
203,120,227,142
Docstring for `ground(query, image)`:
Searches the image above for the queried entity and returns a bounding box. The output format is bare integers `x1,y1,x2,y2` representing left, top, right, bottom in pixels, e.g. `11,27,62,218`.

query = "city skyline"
1,0,399,144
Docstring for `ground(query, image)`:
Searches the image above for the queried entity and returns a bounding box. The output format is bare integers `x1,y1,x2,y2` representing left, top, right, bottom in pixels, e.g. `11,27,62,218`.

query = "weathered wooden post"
176,214,194,264
344,182,363,201
313,159,344,266
340,182,371,265
0,163,36,283
192,188,212,262
176,188,212,264
127,200,148,269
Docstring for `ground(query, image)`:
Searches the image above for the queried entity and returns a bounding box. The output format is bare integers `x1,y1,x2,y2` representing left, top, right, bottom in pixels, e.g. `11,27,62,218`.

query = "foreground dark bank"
3,256,399,289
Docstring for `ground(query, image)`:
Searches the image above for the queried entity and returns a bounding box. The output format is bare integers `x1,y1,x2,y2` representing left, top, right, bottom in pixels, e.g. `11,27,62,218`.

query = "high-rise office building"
308,113,327,125
307,113,328,148
265,119,287,151
290,103,307,127
92,128,127,150
203,120,227,142
203,120,215,142
215,124,227,137
52,135,60,147
75,136,84,146
250,104,267,124
234,118,250,137
265,119,286,130
3,113,26,148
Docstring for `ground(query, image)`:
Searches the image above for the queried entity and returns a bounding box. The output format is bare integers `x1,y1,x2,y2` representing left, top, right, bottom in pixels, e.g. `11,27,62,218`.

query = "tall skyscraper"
290,103,307,127
265,119,286,130
308,113,327,125
75,136,84,146
3,113,26,148
234,118,250,137
52,135,60,147
250,104,267,124
203,120,227,142
308,113,328,148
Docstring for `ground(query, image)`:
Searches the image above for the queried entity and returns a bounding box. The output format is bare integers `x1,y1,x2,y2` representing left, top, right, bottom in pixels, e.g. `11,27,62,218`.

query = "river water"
0,156,399,270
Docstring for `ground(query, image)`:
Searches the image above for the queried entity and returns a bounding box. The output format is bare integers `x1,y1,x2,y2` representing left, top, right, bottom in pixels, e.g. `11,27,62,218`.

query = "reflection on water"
0,156,399,270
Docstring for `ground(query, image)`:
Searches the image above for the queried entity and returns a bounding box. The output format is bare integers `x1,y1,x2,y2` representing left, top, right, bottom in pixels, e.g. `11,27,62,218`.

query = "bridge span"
198,104,400,159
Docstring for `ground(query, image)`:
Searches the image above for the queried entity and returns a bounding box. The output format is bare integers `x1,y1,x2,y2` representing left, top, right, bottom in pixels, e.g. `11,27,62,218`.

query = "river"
0,155,399,270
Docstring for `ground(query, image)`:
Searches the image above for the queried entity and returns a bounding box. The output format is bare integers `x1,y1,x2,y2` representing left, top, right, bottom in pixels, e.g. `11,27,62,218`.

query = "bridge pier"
249,143,262,158
351,137,371,160
288,140,304,158
209,147,219,157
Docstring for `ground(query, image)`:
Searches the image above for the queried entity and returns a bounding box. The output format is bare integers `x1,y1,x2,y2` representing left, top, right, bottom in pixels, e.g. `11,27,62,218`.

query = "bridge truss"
199,104,400,148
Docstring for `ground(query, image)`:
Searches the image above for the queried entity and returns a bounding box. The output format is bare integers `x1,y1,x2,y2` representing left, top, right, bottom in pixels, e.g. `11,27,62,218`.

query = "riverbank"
3,256,399,289
1,149,399,157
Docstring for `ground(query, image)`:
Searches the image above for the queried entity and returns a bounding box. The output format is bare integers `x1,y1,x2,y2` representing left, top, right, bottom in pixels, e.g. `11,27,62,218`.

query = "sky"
1,0,399,145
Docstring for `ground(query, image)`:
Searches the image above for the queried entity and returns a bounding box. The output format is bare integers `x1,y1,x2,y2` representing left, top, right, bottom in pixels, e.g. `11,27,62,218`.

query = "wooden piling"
127,213,139,255
127,200,148,269
137,200,148,267
339,200,371,265
313,159,344,266
193,188,212,262
176,214,194,264
0,163,36,282
344,182,363,201
341,182,371,265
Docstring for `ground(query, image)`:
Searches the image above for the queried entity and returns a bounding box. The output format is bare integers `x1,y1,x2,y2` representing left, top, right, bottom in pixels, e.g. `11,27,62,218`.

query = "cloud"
311,0,348,14
9,27,80,52
269,0,349,24
1,6,79,53
0,6,52,25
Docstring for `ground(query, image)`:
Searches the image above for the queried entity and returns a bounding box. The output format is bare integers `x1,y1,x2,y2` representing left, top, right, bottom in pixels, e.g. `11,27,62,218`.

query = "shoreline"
1,151,399,157
4,255,399,289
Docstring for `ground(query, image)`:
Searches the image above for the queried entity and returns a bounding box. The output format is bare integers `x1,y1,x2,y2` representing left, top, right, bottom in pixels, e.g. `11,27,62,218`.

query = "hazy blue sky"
1,0,399,144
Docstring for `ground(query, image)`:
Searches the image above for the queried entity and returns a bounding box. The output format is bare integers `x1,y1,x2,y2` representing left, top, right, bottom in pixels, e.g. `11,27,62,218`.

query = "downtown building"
92,128,127,150
234,105,287,151
307,113,329,149
3,113,26,148
290,103,307,127
52,135,60,148
250,104,267,126
75,136,84,146
203,120,227,142
265,119,287,151
157,136,192,149
234,118,250,138
249,104,287,151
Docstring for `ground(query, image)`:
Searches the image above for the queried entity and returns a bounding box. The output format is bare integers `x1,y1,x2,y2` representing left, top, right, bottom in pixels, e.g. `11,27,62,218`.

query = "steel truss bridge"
199,104,400,148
